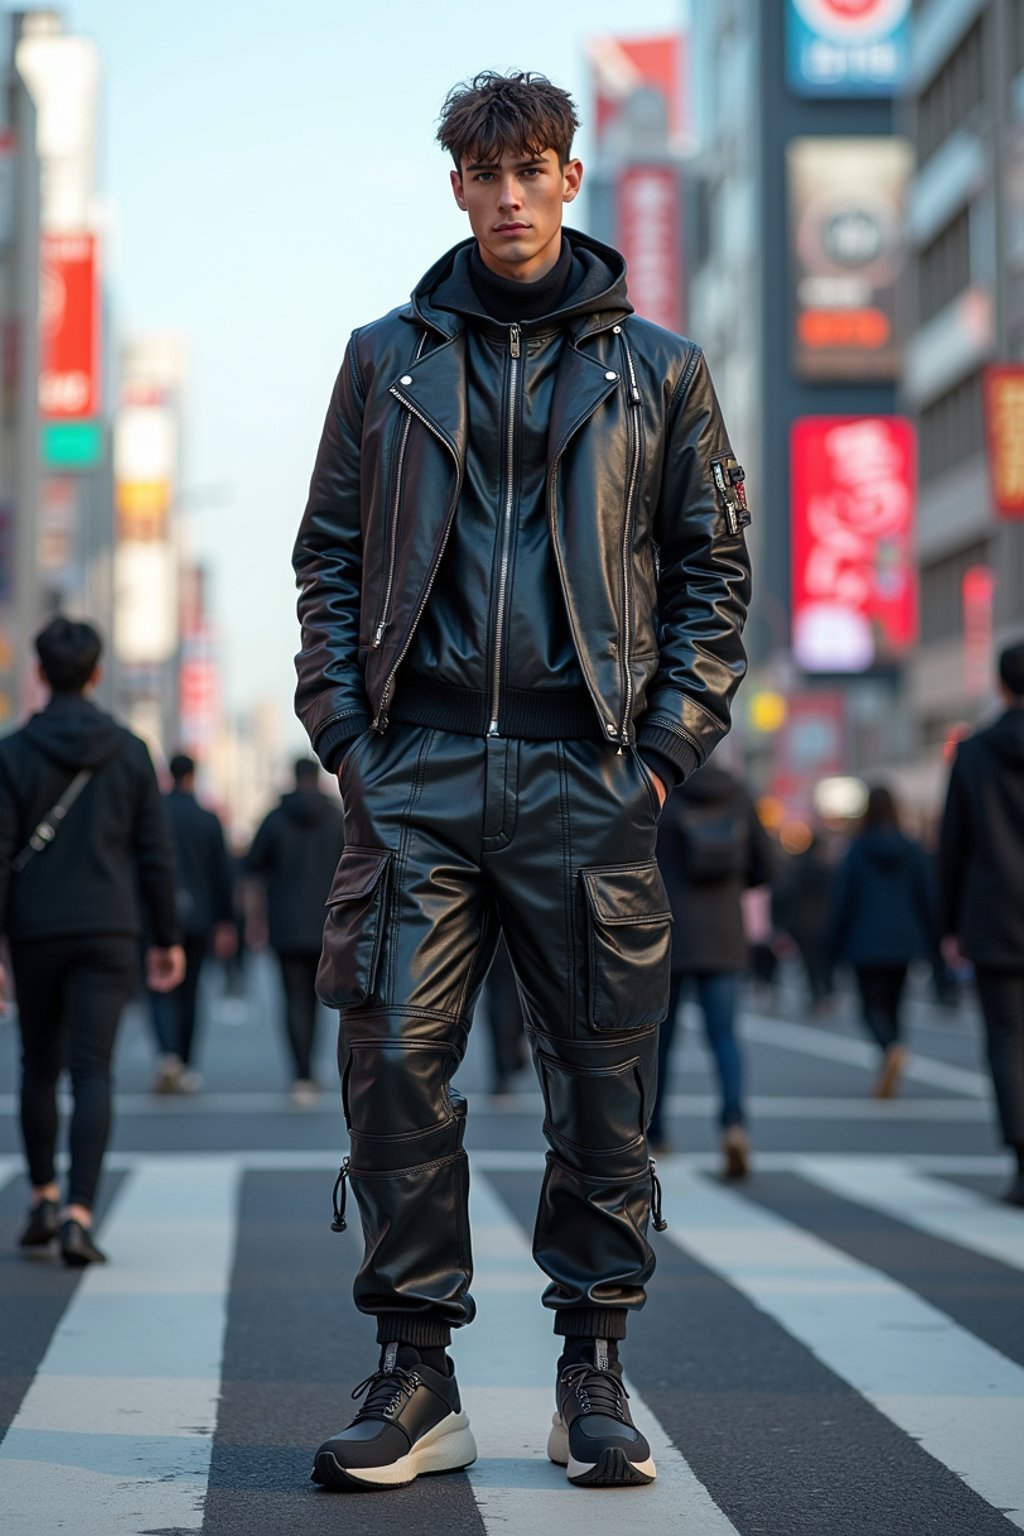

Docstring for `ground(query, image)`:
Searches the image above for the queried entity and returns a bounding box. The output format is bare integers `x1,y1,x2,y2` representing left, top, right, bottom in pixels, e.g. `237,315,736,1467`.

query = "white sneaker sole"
312,1410,477,1489
547,1412,656,1486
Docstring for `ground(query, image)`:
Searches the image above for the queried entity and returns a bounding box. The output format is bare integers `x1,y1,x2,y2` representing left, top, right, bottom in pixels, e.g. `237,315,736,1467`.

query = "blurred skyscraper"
903,0,1024,794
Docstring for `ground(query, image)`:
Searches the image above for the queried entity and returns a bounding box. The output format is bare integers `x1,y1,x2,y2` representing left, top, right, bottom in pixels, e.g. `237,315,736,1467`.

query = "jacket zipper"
375,387,462,728
488,323,521,736
374,334,428,648
618,329,644,747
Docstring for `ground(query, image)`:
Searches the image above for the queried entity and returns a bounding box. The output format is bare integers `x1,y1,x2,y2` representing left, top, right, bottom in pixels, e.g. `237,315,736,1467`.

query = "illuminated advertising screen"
788,137,911,381
39,232,99,420
590,34,686,151
791,416,917,673
616,164,683,334
983,365,1024,518
786,0,911,96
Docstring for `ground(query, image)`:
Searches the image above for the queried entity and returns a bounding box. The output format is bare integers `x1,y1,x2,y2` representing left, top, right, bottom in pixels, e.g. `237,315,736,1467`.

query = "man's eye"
475,172,495,182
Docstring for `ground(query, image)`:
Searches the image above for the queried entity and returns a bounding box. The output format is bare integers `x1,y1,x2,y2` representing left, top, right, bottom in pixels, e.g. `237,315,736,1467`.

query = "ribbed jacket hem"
390,675,597,740
375,1313,453,1348
315,714,371,774
635,722,700,783
552,1306,629,1340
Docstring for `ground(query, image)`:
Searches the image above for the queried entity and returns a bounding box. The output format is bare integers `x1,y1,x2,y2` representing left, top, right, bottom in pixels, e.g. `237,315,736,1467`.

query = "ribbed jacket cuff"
314,714,371,774
553,1307,629,1341
636,722,700,784
376,1314,453,1348
638,746,683,794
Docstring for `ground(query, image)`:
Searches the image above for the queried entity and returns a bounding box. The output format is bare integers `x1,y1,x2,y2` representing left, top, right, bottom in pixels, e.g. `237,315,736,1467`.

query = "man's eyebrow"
464,155,550,171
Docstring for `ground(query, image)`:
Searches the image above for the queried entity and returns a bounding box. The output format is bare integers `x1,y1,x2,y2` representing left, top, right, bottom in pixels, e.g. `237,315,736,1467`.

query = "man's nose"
497,177,521,209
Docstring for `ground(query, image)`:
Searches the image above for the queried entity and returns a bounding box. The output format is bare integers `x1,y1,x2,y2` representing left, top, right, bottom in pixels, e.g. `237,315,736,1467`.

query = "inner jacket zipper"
618,328,644,748
374,334,428,648
487,323,521,736
375,385,462,729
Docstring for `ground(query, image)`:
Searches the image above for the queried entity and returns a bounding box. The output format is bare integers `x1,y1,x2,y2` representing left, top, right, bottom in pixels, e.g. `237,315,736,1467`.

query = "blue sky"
18,0,682,743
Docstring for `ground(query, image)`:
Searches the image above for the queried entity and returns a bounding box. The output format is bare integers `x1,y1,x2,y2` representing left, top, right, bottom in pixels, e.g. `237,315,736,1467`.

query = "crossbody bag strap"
10,769,94,873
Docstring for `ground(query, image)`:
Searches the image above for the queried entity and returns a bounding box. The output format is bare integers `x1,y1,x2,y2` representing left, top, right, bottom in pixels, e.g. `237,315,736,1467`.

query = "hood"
982,708,1024,766
676,763,737,807
22,695,124,771
860,827,912,868
280,789,332,827
411,228,632,338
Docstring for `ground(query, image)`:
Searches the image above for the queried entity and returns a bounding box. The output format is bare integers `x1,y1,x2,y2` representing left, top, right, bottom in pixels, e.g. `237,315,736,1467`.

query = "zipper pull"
509,324,521,359
373,621,386,647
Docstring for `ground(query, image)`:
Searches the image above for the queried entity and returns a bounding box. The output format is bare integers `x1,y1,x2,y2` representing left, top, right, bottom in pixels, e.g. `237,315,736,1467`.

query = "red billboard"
590,34,686,150
791,416,917,673
39,232,99,420
983,364,1024,518
616,164,683,334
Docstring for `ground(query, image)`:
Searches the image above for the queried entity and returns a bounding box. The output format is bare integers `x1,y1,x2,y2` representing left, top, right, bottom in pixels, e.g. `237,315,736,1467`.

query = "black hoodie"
245,787,345,952
939,707,1024,966
0,693,180,945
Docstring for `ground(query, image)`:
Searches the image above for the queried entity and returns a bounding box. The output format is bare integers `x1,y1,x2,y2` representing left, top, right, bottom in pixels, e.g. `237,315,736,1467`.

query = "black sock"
557,1336,620,1372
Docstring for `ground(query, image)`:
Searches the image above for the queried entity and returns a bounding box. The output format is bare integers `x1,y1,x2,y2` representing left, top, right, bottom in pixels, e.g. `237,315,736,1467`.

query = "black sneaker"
311,1343,477,1490
547,1342,656,1487
18,1198,58,1251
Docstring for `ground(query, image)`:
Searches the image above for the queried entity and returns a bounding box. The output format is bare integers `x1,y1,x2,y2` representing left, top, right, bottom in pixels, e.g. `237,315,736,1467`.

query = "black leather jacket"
294,231,751,776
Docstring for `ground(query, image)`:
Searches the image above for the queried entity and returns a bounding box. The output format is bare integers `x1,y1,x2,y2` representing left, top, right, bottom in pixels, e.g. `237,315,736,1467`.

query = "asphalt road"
0,953,1021,1536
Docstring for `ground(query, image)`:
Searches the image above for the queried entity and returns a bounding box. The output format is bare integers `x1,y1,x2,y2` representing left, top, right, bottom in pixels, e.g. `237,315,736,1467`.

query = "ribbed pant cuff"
553,1307,628,1341
376,1314,453,1349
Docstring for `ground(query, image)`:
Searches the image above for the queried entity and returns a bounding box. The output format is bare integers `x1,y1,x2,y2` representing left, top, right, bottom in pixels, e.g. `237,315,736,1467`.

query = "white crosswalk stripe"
656,1161,1024,1531
0,1158,239,1534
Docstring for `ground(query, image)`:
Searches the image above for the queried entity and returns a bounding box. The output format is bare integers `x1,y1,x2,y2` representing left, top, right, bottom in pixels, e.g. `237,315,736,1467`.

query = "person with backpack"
650,764,773,1176
0,618,183,1264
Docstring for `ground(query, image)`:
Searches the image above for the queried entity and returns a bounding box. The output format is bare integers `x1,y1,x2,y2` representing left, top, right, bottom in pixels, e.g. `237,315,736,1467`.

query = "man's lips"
494,223,530,233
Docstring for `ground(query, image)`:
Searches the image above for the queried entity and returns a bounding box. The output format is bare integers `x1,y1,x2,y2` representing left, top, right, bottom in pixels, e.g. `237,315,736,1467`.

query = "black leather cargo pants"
319,722,672,1348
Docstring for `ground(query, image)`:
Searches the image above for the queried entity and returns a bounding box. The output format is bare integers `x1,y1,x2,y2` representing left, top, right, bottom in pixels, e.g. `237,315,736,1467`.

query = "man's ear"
450,169,467,212
562,158,583,205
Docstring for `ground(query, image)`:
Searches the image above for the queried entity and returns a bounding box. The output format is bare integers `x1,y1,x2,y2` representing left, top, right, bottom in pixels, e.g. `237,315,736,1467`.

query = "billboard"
115,401,176,540
39,231,99,420
616,164,683,333
791,416,917,673
788,137,911,381
982,365,1024,519
590,34,686,151
786,0,911,96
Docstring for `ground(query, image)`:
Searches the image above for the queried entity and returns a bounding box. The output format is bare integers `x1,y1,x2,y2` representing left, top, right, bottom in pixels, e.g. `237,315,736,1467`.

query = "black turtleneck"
469,238,575,323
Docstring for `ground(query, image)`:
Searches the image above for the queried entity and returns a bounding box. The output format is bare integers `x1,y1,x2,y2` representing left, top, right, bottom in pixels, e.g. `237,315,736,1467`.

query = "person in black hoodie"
245,759,344,1101
0,618,183,1265
939,641,1024,1207
651,765,774,1175
149,753,237,1093
827,785,937,1099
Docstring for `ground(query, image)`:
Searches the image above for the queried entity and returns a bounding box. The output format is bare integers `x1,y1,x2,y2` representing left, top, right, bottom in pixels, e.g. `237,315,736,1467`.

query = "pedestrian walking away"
939,640,1024,1208
773,831,836,1015
650,763,773,1177
0,618,184,1266
149,753,237,1094
292,71,750,1490
827,785,938,1101
245,758,345,1104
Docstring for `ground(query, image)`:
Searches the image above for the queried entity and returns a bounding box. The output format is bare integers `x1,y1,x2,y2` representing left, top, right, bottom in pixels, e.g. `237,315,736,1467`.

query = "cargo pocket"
580,860,672,1032
317,846,392,1008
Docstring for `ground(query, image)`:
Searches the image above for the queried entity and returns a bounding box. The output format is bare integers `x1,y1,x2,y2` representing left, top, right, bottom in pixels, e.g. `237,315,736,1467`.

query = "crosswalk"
1,1152,1022,1535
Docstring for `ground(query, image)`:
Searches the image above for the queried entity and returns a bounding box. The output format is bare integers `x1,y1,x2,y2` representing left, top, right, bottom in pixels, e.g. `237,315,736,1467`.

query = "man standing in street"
293,71,750,1489
150,753,237,1094
0,618,184,1265
939,640,1024,1207
245,759,344,1103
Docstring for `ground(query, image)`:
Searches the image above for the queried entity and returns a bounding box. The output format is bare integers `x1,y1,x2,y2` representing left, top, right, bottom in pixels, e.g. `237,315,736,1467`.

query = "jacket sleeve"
244,814,275,876
132,743,182,948
210,815,236,924
937,751,969,938
637,347,751,779
0,759,18,933
292,331,373,771
745,797,775,890
825,848,854,969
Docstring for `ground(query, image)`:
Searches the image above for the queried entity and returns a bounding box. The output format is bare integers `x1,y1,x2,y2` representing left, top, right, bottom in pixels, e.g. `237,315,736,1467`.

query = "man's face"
451,146,582,282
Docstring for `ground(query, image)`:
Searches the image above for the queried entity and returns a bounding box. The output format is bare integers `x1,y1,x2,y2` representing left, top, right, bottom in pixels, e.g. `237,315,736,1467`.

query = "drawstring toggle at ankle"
330,1158,350,1232
649,1157,667,1232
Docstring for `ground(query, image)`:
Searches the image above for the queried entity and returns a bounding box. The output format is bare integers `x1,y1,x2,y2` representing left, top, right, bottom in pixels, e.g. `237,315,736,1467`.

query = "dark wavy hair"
437,70,579,169
34,616,102,693
998,640,1024,698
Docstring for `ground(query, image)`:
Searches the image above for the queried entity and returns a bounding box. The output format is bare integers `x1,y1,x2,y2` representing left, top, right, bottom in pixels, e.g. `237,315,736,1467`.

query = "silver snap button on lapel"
400,374,413,386
605,370,618,381
612,325,622,333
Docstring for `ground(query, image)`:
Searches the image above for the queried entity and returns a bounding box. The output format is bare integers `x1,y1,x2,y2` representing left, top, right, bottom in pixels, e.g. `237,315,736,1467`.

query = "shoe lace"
560,1362,629,1422
350,1365,422,1423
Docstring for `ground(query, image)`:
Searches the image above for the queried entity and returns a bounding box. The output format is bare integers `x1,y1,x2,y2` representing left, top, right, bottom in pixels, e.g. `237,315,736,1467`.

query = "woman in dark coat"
651,765,774,1176
827,785,938,1098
